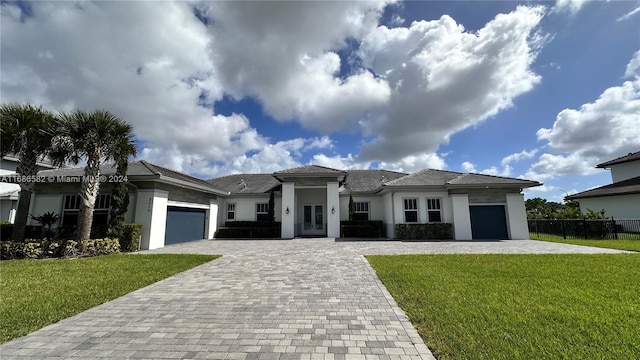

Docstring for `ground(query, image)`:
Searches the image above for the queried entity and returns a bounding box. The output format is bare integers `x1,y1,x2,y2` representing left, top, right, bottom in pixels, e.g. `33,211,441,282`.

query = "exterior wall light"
286,207,290,214
331,206,335,214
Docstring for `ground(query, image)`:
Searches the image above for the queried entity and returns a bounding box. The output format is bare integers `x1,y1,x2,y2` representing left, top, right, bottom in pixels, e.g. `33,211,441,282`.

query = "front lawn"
0,254,219,343
368,254,640,360
530,233,640,252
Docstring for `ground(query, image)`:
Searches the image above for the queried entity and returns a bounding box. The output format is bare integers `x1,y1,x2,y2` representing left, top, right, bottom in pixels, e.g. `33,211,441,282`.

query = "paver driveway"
1,239,626,360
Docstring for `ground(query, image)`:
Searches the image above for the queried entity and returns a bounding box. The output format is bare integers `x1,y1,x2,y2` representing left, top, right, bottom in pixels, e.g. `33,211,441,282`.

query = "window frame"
226,203,236,221
255,202,269,222
403,197,419,223
426,197,443,223
353,201,370,221
61,194,111,227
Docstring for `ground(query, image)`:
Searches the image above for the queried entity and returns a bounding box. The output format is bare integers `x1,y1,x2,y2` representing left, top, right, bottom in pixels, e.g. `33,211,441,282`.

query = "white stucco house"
7,161,541,249
566,151,640,219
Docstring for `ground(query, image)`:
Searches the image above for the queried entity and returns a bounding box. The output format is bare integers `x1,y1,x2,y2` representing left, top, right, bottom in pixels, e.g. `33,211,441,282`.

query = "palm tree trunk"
12,154,37,242
76,158,101,246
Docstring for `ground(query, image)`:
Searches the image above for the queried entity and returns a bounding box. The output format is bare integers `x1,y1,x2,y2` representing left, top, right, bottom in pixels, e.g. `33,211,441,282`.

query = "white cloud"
204,1,394,132
310,154,371,170
461,161,477,173
617,6,640,22
378,153,447,173
552,0,590,15
625,50,640,78
357,6,546,162
501,149,538,167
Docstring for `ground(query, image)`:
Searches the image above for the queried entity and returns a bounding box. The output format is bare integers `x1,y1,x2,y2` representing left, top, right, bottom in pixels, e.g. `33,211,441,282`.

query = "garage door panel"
469,205,508,240
165,206,206,245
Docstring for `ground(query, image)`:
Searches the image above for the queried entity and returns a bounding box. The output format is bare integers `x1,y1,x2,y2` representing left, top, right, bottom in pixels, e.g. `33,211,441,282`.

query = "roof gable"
384,169,462,186
207,174,281,194
597,151,640,168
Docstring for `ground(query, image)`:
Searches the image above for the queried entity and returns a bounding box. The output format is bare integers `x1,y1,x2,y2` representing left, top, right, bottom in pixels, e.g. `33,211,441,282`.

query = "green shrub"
0,238,119,260
395,223,453,240
215,226,280,238
340,221,386,238
119,223,143,252
224,221,281,228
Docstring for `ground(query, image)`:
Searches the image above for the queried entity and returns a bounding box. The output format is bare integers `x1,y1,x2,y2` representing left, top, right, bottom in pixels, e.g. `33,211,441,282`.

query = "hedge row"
1,223,109,240
119,223,143,252
0,224,44,240
0,238,120,260
224,221,281,228
395,223,453,240
340,221,386,238
215,226,280,238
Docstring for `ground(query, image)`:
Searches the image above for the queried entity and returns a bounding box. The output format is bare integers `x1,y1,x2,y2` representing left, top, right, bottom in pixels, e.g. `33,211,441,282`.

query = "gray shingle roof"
385,169,540,188
447,173,540,187
27,160,227,195
596,151,640,168
207,174,281,194
384,169,462,186
274,165,346,175
343,170,407,193
566,176,640,200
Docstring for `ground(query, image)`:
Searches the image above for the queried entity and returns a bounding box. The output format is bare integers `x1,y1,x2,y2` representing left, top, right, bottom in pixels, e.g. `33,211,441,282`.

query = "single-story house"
9,161,541,249
566,151,640,219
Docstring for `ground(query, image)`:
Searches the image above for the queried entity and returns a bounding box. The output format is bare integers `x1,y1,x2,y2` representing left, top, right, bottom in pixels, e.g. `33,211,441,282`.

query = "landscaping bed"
367,254,640,360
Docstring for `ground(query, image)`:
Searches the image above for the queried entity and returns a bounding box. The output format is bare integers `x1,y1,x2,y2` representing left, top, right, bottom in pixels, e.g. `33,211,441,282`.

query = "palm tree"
0,103,56,242
51,109,136,244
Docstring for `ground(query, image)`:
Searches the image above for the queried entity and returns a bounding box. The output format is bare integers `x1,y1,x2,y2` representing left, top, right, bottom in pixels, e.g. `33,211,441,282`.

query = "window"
226,203,236,220
426,198,442,223
256,203,269,222
62,194,111,227
403,198,418,223
353,201,369,221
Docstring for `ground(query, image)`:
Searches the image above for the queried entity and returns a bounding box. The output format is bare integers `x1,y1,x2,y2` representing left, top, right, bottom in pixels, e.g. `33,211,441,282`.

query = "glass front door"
303,204,325,235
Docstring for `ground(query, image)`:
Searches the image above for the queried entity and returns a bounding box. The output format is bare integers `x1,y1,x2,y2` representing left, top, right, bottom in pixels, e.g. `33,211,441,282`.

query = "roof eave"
155,175,229,196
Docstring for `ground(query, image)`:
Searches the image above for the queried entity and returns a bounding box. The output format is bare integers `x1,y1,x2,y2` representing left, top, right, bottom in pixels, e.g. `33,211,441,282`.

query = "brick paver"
1,239,625,359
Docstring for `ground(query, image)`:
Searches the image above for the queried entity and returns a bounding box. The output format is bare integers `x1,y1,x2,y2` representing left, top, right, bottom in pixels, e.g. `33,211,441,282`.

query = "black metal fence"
528,219,640,240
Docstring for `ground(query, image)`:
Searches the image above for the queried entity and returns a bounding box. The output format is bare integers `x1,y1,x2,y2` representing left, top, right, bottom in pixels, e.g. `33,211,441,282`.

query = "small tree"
107,160,130,240
267,190,275,223
348,194,354,221
30,211,60,238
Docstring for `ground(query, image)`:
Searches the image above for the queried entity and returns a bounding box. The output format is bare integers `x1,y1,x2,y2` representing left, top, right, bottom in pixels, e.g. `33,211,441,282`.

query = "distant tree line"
525,197,606,220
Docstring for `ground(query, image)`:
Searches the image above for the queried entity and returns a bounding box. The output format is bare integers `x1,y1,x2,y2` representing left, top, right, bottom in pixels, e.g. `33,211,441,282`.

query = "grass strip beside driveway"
0,254,219,343
530,234,640,252
368,254,640,360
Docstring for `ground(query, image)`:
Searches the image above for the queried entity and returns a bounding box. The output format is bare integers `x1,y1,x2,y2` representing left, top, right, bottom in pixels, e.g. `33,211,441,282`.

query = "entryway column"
326,181,340,238
451,194,472,240
281,182,295,238
506,193,528,239
134,189,168,250
205,199,218,239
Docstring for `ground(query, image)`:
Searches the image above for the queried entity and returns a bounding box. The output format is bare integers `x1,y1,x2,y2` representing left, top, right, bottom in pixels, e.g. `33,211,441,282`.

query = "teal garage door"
164,206,206,245
469,205,508,240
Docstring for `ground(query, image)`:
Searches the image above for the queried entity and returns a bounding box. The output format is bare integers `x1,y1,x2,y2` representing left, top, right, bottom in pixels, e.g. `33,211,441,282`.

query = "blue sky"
1,0,639,202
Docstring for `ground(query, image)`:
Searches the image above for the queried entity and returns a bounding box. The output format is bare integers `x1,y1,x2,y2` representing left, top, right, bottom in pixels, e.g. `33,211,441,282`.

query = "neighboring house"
8,162,541,249
0,155,57,223
566,151,640,219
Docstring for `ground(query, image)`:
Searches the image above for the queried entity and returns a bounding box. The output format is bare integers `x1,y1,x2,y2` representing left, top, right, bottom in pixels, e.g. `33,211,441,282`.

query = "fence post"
535,220,539,237
561,220,566,239
583,218,588,239
612,218,618,240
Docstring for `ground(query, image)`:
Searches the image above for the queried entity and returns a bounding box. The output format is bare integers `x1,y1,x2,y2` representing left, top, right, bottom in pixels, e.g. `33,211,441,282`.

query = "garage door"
469,205,508,240
164,206,206,245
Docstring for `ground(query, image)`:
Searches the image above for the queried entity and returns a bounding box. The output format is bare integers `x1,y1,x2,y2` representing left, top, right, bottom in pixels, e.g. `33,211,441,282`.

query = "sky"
1,0,639,202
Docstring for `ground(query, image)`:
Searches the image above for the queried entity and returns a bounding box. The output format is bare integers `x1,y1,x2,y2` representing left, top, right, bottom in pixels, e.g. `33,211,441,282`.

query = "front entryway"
302,204,325,236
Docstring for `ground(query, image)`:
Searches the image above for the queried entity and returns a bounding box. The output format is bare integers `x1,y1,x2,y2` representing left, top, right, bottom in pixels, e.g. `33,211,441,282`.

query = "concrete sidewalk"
1,239,625,359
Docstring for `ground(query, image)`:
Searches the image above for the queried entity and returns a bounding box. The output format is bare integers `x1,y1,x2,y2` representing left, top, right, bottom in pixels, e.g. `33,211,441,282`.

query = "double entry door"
302,204,325,236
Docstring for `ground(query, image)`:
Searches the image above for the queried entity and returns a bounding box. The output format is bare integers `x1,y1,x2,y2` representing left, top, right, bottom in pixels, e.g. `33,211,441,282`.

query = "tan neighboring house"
566,151,640,219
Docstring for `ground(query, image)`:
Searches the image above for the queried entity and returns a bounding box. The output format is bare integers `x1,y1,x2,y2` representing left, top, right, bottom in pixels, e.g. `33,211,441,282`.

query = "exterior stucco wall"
577,194,640,219
610,162,640,183
338,195,385,221
382,192,394,238
28,194,63,227
451,194,472,240
219,195,281,223
0,199,17,223
392,191,452,224
505,193,529,239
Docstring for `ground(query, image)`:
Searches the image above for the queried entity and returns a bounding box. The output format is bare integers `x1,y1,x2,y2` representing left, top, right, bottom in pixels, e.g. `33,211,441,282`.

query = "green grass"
368,254,640,360
530,233,640,252
0,254,219,343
